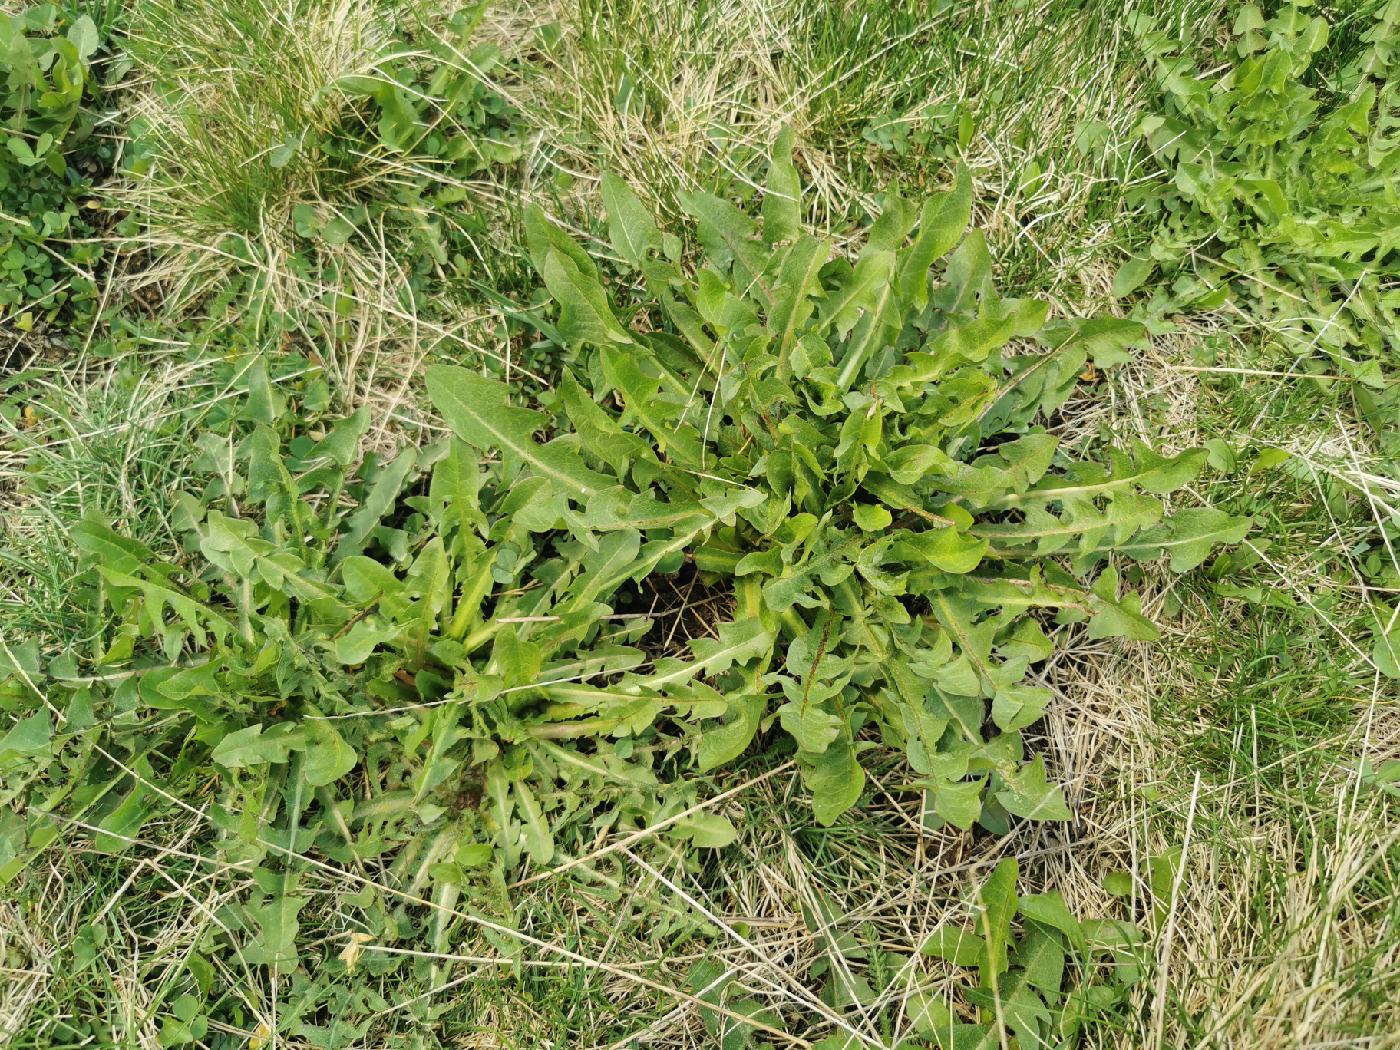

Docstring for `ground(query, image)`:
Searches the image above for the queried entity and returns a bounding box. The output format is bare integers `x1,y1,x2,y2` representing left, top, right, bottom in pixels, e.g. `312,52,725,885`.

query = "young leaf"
996,756,1072,821
933,778,985,830
0,711,52,757
211,724,307,769
334,447,419,563
1111,257,1153,299
71,519,165,577
515,781,555,864
601,172,660,268
425,365,611,498
1118,508,1251,572
523,203,598,279
762,127,802,245
802,734,865,826
921,926,987,967
696,695,766,772
303,714,357,786
897,163,973,308
541,247,635,348
242,894,308,974
976,857,1019,987
1019,891,1085,951
778,700,843,754
677,811,738,849
67,15,100,60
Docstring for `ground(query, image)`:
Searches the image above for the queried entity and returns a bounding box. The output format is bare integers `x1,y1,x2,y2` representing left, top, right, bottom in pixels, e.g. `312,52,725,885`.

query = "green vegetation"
1132,1,1400,393
118,0,522,396
0,2,113,331
1,0,1396,1047
502,147,1245,832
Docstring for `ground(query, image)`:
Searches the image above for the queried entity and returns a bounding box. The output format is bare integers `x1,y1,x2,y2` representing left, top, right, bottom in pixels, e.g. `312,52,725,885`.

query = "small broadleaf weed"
2,136,1247,914
430,130,1248,830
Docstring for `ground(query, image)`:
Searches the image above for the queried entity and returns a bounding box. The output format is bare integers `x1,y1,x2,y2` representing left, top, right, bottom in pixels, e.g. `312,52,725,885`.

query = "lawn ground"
1,1,1397,1047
